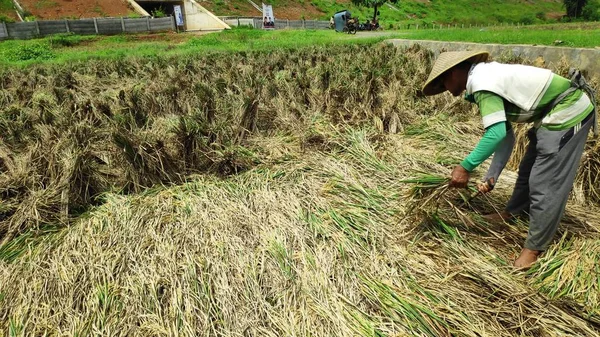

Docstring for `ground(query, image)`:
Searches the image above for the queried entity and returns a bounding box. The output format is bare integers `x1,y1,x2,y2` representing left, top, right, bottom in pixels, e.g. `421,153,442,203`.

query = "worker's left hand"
449,165,470,188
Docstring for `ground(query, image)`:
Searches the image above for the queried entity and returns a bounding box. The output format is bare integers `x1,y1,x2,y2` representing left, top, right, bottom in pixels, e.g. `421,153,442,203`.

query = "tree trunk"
372,4,378,23
564,0,588,18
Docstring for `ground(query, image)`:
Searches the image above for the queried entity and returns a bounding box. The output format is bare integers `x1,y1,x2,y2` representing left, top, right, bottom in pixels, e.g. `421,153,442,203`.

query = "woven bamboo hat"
422,50,489,96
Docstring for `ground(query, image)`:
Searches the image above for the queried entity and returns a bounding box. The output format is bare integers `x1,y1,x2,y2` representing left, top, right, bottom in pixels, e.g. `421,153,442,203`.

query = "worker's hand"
477,177,495,194
449,165,470,188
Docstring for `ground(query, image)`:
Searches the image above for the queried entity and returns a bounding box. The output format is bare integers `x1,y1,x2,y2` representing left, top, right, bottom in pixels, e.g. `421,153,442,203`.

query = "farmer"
422,50,597,268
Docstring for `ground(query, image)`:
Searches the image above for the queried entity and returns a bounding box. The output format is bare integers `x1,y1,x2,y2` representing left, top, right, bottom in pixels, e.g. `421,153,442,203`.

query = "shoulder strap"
542,69,597,136
569,68,597,137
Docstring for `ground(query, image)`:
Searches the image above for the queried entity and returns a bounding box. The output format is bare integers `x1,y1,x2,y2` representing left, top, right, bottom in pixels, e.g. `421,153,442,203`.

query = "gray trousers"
506,114,593,251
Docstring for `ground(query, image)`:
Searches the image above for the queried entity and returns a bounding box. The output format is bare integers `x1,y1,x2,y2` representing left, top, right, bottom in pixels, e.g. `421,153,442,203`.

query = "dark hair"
455,60,474,70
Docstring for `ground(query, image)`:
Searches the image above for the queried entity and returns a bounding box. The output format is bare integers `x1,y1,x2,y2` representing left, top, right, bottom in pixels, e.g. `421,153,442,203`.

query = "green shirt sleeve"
475,91,508,128
461,121,507,172
460,91,509,172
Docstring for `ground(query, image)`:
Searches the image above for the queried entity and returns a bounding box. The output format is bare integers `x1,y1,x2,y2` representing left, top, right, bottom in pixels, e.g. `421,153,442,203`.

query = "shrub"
3,43,55,61
582,0,600,20
535,11,546,20
151,7,166,18
49,33,82,47
518,14,535,25
0,14,15,23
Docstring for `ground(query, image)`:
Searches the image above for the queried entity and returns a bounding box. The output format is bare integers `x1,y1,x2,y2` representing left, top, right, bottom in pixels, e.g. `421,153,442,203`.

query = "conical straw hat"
422,50,489,96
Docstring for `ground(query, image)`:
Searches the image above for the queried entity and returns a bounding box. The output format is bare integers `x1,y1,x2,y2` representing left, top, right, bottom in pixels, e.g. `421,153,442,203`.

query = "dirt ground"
18,0,132,20
199,0,326,20
0,9,19,21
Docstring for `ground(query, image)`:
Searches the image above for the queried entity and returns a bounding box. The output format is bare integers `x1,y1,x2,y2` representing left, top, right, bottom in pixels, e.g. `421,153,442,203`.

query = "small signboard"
174,5,184,26
262,3,275,29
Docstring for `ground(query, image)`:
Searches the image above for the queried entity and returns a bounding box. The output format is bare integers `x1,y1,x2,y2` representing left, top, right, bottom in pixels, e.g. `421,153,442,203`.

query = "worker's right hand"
477,177,495,194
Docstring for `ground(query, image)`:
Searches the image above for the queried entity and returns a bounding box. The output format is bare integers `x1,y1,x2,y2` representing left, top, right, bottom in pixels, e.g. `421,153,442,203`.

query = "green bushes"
0,14,14,23
48,33,83,47
582,0,600,20
1,42,55,61
151,6,166,18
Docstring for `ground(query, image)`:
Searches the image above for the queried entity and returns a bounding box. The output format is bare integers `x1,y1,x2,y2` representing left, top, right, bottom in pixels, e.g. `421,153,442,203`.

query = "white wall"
183,0,230,31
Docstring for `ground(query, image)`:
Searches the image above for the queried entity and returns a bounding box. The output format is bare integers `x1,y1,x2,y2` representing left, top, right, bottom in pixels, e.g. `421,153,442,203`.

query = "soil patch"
198,0,324,20
18,0,132,20
0,10,19,21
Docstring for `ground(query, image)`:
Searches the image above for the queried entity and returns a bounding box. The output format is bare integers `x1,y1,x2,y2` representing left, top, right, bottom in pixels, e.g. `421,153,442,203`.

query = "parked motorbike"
358,20,381,31
344,18,358,34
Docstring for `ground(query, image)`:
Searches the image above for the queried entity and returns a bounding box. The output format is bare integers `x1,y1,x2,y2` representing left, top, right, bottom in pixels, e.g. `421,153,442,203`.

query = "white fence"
0,16,175,40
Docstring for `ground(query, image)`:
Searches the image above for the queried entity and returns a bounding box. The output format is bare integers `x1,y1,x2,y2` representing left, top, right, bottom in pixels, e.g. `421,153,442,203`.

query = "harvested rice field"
1,43,600,336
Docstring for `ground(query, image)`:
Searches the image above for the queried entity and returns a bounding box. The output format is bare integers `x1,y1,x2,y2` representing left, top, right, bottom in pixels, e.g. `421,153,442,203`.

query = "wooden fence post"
35,20,40,35
1,21,7,38
121,17,125,32
65,19,70,33
146,16,150,31
172,15,176,31
94,17,99,34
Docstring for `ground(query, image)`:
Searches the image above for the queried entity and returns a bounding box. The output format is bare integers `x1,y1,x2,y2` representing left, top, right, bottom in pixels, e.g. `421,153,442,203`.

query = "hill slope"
1,0,565,24
200,0,565,24
0,0,134,21
0,0,18,22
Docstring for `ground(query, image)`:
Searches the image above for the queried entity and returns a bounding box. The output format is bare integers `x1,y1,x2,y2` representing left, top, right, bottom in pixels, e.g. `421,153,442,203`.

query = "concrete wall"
0,22,7,40
183,0,229,31
0,17,175,40
222,18,256,28
388,39,600,76
222,17,330,30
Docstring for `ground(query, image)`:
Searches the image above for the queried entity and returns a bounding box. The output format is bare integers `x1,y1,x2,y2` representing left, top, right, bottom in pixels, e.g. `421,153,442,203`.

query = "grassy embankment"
2,22,600,69
0,28,397,66
399,22,600,48
203,0,564,28
0,0,15,23
204,0,565,26
1,33,600,335
320,0,564,25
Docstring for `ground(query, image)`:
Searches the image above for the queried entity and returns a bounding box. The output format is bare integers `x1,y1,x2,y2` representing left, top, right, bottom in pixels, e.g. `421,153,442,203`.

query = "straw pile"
1,43,599,336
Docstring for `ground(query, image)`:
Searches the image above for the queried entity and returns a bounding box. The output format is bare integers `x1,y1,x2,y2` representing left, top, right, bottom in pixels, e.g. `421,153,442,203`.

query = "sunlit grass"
398,23,600,48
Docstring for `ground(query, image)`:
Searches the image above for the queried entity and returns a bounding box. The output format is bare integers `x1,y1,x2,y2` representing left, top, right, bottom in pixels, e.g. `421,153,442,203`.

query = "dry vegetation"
0,43,599,336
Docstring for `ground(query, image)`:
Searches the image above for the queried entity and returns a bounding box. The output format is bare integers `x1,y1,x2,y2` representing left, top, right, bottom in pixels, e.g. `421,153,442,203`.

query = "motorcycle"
344,18,358,34
358,20,381,31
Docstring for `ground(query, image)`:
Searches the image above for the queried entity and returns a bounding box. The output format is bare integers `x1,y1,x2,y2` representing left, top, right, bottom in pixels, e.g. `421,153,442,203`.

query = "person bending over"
422,50,597,268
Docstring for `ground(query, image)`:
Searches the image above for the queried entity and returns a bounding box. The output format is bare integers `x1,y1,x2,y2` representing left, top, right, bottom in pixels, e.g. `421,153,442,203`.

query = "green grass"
0,28,395,67
7,21,598,69
0,0,15,22
180,27,385,52
0,0,13,12
398,23,600,48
